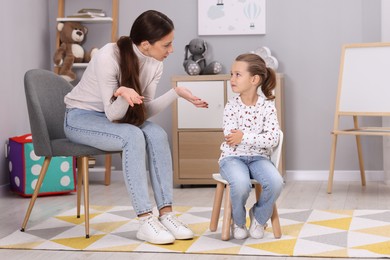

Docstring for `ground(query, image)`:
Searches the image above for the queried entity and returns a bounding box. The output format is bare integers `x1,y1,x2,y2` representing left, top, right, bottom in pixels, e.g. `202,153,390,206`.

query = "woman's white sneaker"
159,212,194,239
137,214,175,244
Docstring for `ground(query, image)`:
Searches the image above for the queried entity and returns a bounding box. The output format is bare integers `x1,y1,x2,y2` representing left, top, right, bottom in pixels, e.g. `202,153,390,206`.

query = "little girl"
219,53,284,240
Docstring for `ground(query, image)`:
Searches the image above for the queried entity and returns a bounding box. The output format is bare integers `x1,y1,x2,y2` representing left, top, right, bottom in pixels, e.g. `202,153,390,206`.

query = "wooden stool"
209,173,282,240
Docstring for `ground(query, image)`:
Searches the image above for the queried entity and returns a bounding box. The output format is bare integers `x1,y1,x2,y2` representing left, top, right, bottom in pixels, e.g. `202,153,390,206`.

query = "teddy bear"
53,22,98,82
183,38,222,76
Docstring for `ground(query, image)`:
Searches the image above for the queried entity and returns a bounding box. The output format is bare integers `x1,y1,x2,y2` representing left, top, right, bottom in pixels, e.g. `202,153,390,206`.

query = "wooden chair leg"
104,154,112,186
76,157,83,218
221,185,232,241
271,204,282,239
81,156,90,238
21,157,51,232
210,182,224,232
327,134,338,194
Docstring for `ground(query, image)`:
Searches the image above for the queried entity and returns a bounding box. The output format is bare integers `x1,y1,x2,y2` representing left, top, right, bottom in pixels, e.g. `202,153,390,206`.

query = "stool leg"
221,185,232,241
210,182,224,232
254,184,262,200
271,204,282,239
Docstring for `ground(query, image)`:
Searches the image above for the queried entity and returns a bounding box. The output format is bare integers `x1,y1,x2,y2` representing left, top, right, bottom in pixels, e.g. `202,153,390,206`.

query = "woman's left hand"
175,86,208,108
114,86,144,107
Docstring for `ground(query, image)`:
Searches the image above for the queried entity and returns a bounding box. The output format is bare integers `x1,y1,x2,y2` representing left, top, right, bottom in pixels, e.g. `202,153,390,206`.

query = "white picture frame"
198,0,266,36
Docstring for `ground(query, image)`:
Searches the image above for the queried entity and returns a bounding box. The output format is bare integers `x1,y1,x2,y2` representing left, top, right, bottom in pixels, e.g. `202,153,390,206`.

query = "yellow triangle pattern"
154,236,200,252
52,234,106,250
55,213,101,225
355,225,390,238
247,239,297,255
189,221,210,236
89,220,130,233
271,223,303,237
354,241,390,255
324,209,354,216
306,248,349,257
90,205,114,212
309,217,352,230
172,206,192,213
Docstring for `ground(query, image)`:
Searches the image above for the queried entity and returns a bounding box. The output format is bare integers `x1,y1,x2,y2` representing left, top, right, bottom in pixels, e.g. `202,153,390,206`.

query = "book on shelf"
67,8,106,18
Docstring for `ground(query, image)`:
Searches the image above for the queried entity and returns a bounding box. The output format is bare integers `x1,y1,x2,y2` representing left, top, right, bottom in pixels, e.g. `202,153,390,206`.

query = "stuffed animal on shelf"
183,38,222,76
53,22,98,82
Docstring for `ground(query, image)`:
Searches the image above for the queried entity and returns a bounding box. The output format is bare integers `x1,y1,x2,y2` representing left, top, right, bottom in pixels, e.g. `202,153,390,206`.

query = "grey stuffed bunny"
183,38,222,75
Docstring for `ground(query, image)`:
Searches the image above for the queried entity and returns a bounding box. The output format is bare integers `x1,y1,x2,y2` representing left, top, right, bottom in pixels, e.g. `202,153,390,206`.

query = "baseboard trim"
284,170,385,182
0,184,10,196
1,170,386,196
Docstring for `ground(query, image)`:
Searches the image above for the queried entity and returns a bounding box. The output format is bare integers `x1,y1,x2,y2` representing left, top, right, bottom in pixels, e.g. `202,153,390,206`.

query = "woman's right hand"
174,86,208,108
114,86,144,107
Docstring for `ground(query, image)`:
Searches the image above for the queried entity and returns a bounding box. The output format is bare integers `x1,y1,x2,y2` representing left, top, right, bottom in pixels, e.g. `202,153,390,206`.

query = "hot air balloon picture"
244,1,261,29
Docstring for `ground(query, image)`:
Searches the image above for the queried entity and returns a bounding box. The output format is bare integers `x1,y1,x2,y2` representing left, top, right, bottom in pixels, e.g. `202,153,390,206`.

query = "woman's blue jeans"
64,108,173,216
219,156,283,226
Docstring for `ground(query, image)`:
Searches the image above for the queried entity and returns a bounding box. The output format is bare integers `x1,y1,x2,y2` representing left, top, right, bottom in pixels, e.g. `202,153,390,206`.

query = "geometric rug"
1,206,390,258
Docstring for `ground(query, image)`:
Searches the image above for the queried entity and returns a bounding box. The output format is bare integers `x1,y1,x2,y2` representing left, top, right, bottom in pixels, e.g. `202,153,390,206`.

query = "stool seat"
213,173,263,185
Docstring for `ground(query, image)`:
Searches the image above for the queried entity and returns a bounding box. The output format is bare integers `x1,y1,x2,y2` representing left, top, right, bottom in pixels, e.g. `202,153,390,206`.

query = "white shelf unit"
55,0,118,70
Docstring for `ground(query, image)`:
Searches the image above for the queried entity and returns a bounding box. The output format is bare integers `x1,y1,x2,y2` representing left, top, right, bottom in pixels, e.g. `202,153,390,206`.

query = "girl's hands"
225,129,243,146
175,86,208,108
114,86,144,107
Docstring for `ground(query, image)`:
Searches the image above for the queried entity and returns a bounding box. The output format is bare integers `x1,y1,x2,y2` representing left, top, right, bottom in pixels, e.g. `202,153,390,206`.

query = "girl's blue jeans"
64,108,173,216
219,156,284,226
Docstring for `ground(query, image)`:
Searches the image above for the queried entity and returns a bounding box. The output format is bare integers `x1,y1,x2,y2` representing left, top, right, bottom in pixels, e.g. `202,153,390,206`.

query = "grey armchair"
20,69,120,238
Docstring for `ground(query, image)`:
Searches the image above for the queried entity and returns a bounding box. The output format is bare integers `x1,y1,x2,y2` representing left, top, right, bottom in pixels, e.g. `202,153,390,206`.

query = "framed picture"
198,0,266,35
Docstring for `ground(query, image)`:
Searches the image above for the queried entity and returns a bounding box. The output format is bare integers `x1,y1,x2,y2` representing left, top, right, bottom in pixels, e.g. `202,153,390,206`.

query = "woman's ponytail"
115,36,146,126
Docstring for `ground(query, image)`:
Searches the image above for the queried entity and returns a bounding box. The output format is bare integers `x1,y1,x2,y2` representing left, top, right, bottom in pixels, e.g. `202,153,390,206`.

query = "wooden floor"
0,171,389,260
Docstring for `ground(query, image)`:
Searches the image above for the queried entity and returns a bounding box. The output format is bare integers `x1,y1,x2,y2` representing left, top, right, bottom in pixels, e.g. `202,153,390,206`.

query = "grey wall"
0,0,383,186
0,0,51,185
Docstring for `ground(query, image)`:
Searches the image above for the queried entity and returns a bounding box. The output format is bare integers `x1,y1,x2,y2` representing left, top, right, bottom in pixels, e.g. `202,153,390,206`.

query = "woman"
64,10,208,245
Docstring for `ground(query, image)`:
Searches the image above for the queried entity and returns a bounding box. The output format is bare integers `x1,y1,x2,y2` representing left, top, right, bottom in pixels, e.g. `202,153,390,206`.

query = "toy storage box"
6,134,76,197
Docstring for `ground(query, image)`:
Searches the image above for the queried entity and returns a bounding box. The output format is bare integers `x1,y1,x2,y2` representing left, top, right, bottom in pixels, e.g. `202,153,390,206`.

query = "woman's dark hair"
235,53,276,100
115,10,174,126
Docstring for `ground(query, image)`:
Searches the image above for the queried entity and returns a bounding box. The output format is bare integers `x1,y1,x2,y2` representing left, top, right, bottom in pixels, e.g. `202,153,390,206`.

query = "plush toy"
53,22,98,82
183,38,222,76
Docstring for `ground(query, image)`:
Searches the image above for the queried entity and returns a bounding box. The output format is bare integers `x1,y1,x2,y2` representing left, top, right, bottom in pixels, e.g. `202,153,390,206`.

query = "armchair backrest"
24,69,72,156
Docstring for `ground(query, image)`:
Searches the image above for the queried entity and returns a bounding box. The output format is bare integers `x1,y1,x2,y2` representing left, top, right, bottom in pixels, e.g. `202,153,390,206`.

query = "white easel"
328,42,390,193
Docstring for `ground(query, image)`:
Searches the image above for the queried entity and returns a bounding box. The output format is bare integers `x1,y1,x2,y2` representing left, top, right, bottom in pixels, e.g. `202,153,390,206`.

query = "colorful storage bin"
6,134,76,197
